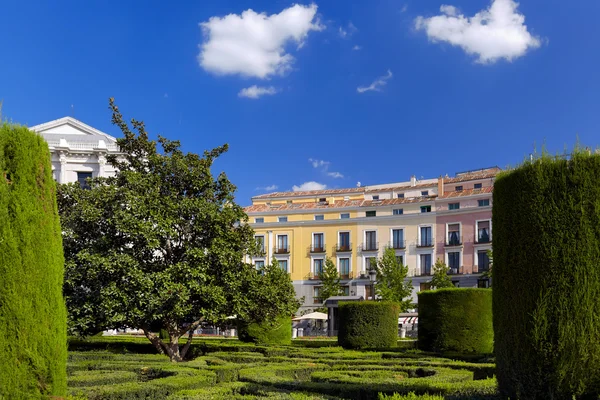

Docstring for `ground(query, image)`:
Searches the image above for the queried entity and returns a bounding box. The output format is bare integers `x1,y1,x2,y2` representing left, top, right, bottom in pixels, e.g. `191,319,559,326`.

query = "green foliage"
58,99,256,361
319,257,343,303
417,289,493,354
238,314,292,345
0,123,67,398
493,150,600,399
429,259,454,289
338,301,399,349
375,248,413,312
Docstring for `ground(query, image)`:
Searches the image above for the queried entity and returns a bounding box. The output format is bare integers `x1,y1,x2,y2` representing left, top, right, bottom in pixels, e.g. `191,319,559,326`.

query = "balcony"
416,238,434,248
476,265,491,273
335,243,353,252
313,297,323,305
475,235,492,244
273,245,290,254
340,271,353,280
308,244,326,254
415,268,432,277
445,236,462,247
447,265,463,275
361,242,379,252
307,272,322,280
387,240,406,250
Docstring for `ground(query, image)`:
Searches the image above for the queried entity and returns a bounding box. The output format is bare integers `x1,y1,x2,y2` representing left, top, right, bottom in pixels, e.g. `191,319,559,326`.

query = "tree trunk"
142,328,166,355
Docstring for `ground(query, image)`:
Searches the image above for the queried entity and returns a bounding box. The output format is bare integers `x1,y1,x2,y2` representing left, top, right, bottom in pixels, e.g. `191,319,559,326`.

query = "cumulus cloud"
255,184,278,191
352,45,362,51
327,172,344,179
198,4,323,79
357,70,393,93
308,158,330,168
292,181,327,191
238,85,277,99
415,0,541,64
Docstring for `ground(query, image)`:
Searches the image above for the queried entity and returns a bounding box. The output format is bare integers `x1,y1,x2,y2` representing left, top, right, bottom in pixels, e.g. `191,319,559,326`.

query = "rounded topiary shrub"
493,151,600,399
417,288,493,354
0,123,67,398
238,315,292,345
338,301,399,349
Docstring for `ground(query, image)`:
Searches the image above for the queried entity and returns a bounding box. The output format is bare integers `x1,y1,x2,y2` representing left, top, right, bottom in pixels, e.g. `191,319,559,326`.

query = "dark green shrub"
417,288,493,354
0,123,67,398
493,151,600,399
238,315,292,345
338,301,399,349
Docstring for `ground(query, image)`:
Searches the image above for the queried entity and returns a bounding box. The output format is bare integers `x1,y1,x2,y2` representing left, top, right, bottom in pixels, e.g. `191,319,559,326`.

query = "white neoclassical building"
30,117,120,186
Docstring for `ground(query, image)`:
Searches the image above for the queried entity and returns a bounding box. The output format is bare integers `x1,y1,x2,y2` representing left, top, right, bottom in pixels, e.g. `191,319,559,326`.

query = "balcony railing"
475,236,492,244
387,240,406,250
308,245,326,253
416,238,434,248
445,236,462,247
335,243,353,252
361,242,379,251
273,245,290,254
476,265,490,273
340,271,353,280
307,272,322,280
415,268,432,276
447,265,463,275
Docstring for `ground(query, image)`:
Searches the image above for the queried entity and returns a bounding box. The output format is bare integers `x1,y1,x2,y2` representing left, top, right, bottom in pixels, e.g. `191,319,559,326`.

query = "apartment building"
245,168,497,313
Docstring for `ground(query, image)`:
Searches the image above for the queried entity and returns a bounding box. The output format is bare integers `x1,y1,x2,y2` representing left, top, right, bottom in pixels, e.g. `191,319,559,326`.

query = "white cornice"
30,116,117,142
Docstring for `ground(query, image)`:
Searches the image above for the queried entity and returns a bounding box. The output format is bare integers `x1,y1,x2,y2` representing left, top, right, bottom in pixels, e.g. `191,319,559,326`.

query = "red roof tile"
438,186,493,199
252,187,365,199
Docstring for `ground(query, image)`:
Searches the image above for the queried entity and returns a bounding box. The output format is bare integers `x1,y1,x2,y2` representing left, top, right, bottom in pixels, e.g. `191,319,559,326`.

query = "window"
255,260,265,270
77,172,92,189
339,258,350,278
287,200,292,204
365,285,374,300
397,193,405,199
313,286,322,304
314,215,324,221
319,197,327,203
313,233,324,251
393,208,404,215
344,196,350,201
255,236,265,253
478,250,490,272
455,186,463,192
396,255,404,266
392,229,404,249
478,199,490,207
421,190,429,196
278,216,288,222
452,280,460,287
474,183,482,189
372,195,379,200
266,202,271,206
340,213,350,219
278,259,288,273
477,220,491,243
364,231,377,251
477,279,490,288
420,282,432,291
338,232,350,251
420,254,432,275
447,223,461,245
254,217,264,224
314,259,324,276
366,210,376,217
342,286,350,296
364,257,377,271
420,205,431,213
448,252,460,272
448,203,460,210
276,235,288,253
419,226,432,247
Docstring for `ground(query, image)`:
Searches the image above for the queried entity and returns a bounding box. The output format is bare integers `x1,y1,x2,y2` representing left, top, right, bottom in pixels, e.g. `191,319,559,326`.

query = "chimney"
438,176,444,197
410,175,416,187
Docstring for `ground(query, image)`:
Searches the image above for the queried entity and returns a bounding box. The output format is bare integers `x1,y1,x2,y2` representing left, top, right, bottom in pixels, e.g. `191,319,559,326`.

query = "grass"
66,337,498,399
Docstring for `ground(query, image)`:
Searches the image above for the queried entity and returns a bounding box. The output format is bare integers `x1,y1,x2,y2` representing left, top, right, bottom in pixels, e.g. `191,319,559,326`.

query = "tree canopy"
430,259,455,290
59,99,261,361
374,248,413,312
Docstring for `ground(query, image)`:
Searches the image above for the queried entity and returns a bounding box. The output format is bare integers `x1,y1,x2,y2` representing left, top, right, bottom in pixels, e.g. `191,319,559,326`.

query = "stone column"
59,153,67,184
97,154,106,178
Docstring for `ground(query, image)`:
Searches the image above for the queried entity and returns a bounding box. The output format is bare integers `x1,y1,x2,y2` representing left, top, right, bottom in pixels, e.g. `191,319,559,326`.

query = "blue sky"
1,0,599,204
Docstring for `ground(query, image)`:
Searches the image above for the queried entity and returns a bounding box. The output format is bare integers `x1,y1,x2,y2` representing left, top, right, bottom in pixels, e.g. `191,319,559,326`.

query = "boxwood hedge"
417,288,493,354
0,123,67,398
338,301,399,349
493,151,600,399
238,315,292,345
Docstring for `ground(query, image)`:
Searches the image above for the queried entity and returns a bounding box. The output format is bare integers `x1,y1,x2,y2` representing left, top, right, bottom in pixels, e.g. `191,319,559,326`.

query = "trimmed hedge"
238,315,292,345
417,288,493,354
338,301,399,349
493,151,600,399
0,123,67,398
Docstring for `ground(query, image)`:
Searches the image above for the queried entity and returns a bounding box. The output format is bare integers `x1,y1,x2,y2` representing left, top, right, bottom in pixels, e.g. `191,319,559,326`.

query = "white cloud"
339,21,357,38
327,172,344,179
357,70,393,93
352,45,362,51
198,4,323,79
308,158,330,169
401,4,408,13
255,184,278,191
292,181,327,191
339,27,347,38
415,0,541,64
238,85,277,99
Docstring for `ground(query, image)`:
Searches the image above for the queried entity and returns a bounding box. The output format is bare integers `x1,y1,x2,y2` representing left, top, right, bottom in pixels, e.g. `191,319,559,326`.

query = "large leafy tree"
430,259,454,289
318,257,343,306
58,99,256,361
374,248,413,312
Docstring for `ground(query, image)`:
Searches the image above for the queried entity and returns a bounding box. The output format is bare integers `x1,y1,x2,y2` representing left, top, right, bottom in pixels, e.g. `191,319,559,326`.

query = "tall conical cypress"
0,123,67,398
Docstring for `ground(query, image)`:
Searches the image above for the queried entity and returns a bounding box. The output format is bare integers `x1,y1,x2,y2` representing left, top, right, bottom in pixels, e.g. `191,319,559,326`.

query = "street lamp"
368,269,377,300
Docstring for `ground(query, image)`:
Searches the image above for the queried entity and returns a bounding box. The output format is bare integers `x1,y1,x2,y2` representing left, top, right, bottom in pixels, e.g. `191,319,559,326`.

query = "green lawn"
67,336,497,399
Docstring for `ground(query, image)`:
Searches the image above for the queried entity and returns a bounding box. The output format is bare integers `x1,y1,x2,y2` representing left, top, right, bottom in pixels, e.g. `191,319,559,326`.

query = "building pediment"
30,116,117,143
